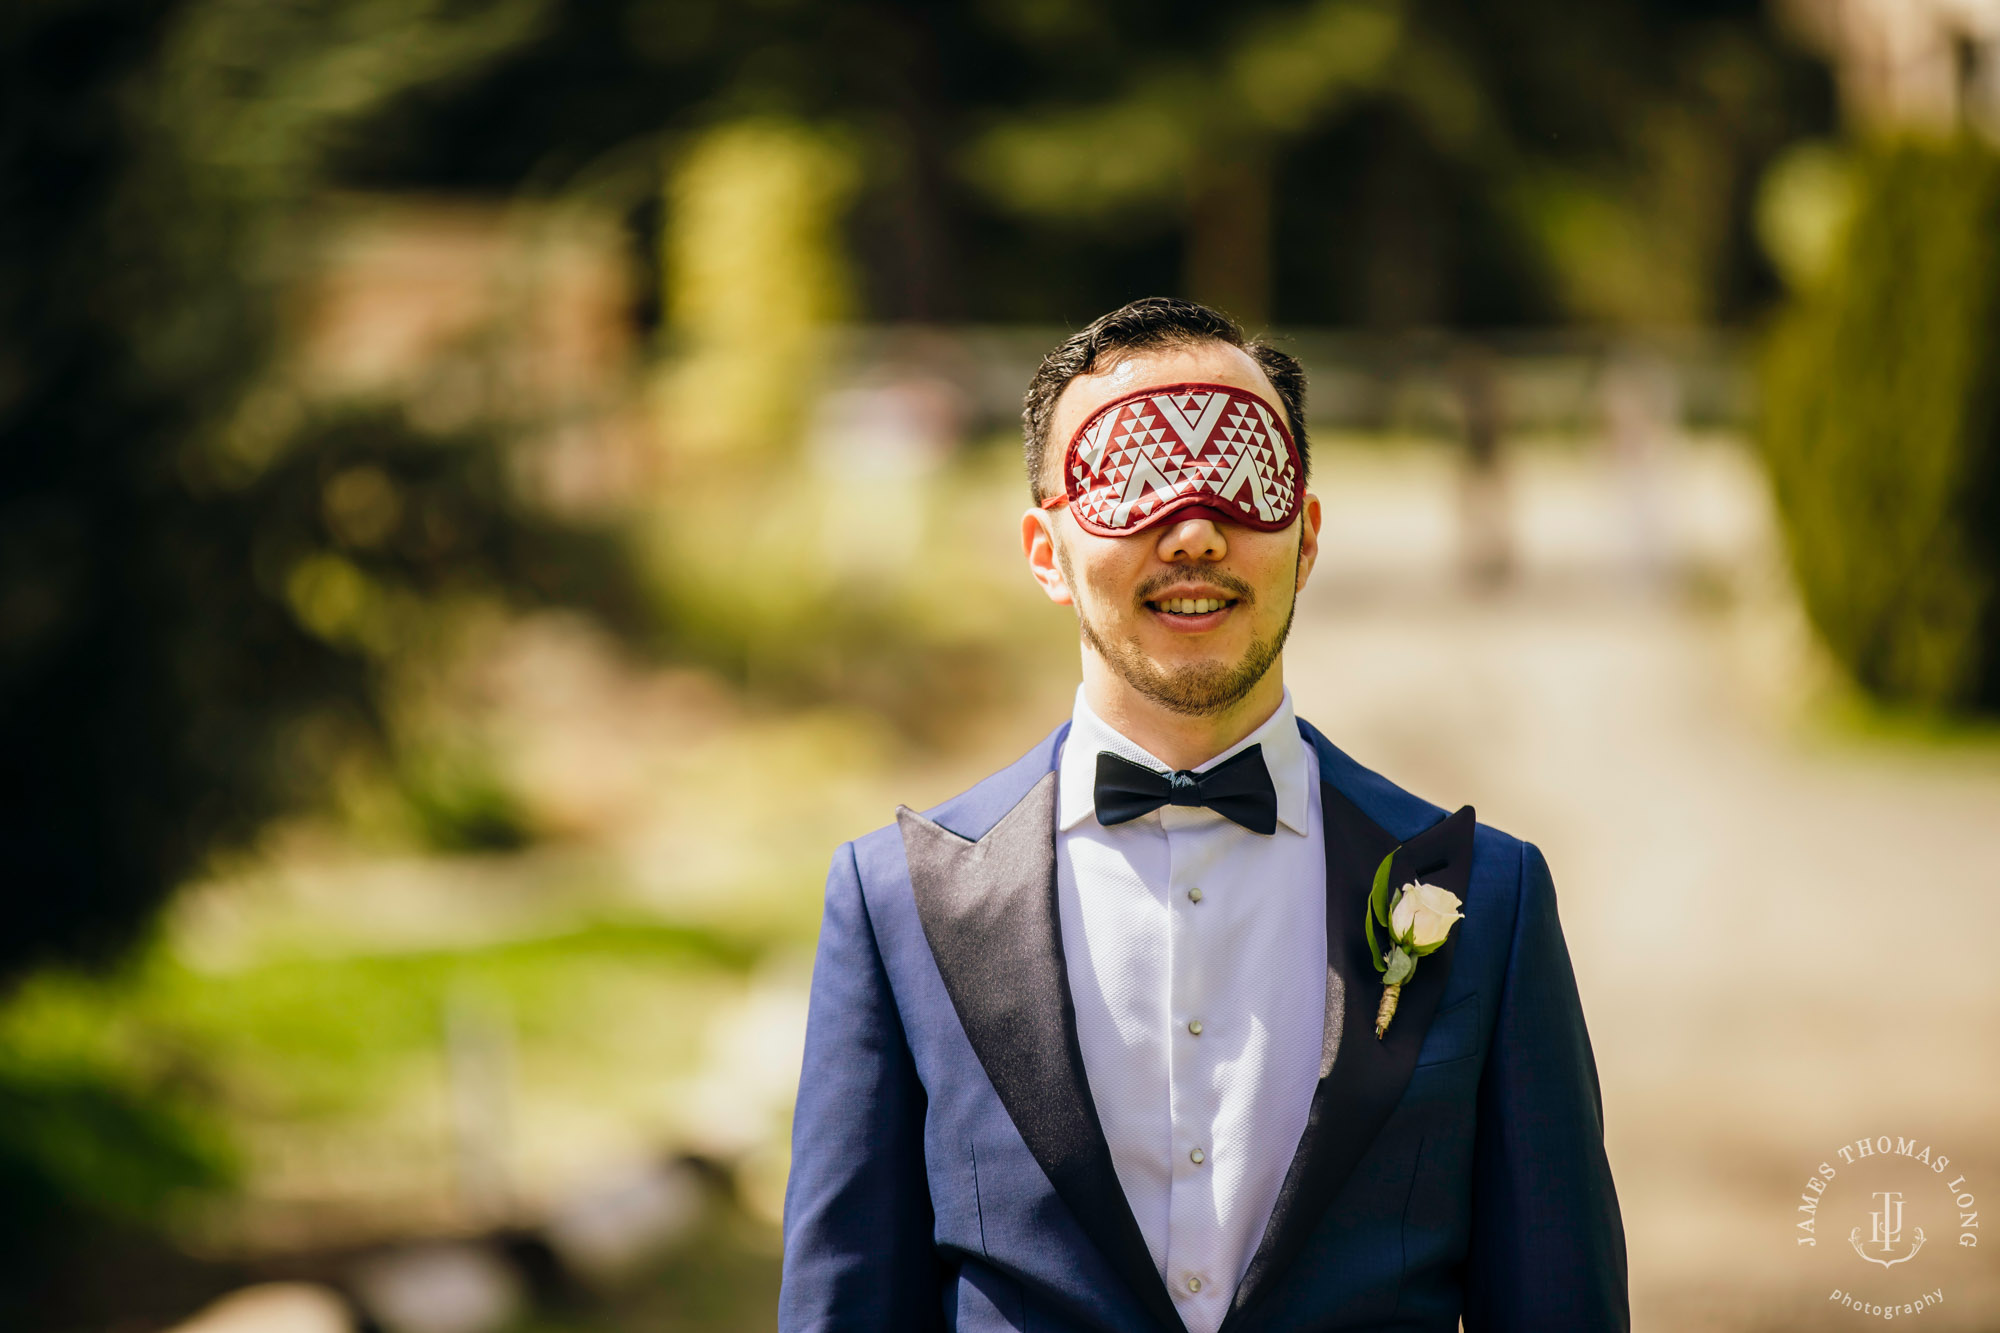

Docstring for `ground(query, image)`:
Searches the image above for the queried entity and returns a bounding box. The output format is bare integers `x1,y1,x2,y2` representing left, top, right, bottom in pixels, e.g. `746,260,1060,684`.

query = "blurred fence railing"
811,325,1754,449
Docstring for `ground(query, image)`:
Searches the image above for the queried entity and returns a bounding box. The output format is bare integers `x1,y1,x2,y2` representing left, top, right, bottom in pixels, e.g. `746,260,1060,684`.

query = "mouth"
1143,589,1241,632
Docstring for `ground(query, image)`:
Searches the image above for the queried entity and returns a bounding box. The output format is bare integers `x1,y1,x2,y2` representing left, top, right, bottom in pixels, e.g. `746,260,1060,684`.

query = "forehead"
1047,340,1285,463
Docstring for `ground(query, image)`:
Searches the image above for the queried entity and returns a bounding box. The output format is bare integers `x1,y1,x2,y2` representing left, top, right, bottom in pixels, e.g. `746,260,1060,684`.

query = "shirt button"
1190,1147,1205,1165
1187,1019,1203,1035
1187,1276,1203,1293
1187,887,1203,903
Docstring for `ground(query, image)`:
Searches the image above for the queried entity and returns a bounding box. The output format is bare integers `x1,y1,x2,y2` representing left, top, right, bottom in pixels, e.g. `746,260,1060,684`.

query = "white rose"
1389,882,1463,951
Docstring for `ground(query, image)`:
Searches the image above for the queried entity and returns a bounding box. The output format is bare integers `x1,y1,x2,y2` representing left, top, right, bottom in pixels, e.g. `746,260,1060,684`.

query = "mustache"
1132,568,1257,605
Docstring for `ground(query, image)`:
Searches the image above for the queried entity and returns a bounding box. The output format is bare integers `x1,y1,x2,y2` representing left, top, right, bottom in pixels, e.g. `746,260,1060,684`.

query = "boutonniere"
1364,850,1464,1038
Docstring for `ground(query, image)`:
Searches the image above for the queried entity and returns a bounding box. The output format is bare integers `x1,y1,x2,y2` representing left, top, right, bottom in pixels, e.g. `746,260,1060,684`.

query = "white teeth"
1157,597,1229,614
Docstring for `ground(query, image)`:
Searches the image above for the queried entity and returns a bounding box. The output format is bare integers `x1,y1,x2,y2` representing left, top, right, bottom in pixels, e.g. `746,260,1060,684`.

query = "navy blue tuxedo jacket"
780,718,1628,1332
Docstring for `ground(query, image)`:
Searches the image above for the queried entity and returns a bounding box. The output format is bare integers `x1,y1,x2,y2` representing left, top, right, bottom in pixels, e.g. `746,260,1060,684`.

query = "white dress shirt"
1054,685,1327,1331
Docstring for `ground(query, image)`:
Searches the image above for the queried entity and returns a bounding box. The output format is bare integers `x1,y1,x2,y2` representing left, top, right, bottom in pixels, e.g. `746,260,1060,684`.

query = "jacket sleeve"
1462,840,1629,1332
779,840,945,1332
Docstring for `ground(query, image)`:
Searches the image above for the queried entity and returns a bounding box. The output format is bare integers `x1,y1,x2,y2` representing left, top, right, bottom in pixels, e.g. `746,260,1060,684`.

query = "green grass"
3,919,757,1091
0,913,776,1254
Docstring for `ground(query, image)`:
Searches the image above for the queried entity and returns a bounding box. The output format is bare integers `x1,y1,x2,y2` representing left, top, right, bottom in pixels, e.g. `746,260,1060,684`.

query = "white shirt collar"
1057,683,1311,835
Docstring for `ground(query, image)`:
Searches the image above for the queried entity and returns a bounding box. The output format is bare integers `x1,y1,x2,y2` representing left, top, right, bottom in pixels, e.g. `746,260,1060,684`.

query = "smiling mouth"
1145,595,1240,617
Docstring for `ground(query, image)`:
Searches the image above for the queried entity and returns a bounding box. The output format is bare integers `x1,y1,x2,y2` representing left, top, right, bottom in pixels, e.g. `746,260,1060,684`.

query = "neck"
1079,651,1288,771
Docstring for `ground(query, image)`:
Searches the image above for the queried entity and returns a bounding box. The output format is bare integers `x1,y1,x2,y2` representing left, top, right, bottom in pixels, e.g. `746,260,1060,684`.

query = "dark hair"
1021,297,1308,502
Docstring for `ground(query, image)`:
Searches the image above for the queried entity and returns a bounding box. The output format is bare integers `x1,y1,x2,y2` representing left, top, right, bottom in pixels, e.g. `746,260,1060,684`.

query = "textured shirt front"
1054,686,1327,1332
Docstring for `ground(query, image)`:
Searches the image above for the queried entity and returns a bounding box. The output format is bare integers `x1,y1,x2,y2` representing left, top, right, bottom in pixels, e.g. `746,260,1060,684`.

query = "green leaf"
1370,849,1397,926
1384,947,1417,985
1364,899,1386,973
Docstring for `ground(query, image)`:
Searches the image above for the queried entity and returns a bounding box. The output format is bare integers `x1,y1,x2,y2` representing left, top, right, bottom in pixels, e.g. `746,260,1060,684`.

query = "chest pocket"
1414,992,1482,1067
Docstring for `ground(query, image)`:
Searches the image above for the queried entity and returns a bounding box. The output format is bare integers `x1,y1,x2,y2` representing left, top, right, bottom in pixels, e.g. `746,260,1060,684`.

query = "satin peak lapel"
1223,795,1478,1329
898,774,1185,1333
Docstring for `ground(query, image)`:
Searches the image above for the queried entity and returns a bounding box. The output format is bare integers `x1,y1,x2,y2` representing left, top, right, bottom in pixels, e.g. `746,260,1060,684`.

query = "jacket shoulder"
1298,715,1530,887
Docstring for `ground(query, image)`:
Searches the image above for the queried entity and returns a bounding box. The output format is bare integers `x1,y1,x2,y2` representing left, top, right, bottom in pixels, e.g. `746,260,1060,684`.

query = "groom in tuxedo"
780,298,1627,1332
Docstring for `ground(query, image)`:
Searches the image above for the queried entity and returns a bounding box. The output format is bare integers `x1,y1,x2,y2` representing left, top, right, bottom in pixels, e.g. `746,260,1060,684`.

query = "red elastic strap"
1040,494,1069,510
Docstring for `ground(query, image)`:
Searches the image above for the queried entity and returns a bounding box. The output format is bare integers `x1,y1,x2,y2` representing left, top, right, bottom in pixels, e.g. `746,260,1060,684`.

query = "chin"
1137,643,1247,680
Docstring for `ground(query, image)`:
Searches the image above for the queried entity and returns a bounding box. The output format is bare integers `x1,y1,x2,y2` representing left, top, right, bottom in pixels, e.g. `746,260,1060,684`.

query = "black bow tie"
1093,744,1279,835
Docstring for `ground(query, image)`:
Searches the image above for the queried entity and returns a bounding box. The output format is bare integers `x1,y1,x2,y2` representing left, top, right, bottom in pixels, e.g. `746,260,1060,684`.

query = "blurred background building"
4,1,1999,1330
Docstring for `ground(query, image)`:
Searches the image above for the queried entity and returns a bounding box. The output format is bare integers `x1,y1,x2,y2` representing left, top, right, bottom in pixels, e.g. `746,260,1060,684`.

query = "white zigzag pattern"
1071,389,1297,529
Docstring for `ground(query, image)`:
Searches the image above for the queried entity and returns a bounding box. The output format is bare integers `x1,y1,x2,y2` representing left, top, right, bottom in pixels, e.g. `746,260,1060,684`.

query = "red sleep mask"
1040,382,1302,536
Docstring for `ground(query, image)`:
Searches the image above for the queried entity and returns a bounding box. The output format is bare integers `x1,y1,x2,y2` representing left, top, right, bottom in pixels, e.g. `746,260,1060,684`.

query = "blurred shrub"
1754,140,1855,293
655,120,857,458
0,917,760,1250
1760,138,2000,713
397,743,537,852
0,1052,231,1315
0,0,646,987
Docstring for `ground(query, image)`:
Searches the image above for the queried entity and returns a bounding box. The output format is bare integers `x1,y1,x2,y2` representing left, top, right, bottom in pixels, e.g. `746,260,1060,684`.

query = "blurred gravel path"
1284,440,2000,1332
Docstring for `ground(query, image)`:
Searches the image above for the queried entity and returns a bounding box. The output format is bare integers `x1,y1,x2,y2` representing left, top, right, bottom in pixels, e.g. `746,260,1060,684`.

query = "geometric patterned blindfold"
1039,381,1303,536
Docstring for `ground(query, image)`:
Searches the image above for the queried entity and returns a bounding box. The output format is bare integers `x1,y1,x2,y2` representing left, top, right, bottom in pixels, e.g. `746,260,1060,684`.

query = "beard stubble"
1056,539,1299,717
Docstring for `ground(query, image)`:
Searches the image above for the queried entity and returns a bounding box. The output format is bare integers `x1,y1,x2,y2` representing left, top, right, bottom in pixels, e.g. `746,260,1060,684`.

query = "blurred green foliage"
1,919,754,1125
657,120,858,457
0,1,649,988
1753,140,1856,293
397,742,539,852
1760,137,2000,715
337,0,1830,329
0,1056,231,1300
0,908,765,1320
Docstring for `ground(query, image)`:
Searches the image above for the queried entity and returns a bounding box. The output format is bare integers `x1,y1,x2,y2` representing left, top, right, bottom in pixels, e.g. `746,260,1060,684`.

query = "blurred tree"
1760,137,2000,713
657,119,858,458
967,0,1830,329
0,0,648,986
330,0,1003,321
962,0,1405,326
329,0,1830,331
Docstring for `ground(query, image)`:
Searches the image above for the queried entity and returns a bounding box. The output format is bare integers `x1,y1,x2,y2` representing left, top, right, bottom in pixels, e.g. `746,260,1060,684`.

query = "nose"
1155,516,1227,563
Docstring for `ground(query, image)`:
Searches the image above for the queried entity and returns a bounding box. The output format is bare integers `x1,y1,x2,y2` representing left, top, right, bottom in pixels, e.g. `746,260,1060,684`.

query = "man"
780,298,1627,1332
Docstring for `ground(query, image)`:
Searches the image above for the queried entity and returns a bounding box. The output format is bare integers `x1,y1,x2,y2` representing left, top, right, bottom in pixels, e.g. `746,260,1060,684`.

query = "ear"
1021,508,1073,606
1294,492,1323,593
